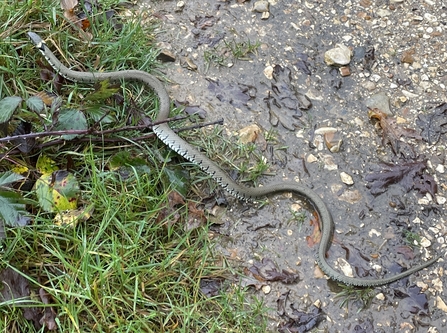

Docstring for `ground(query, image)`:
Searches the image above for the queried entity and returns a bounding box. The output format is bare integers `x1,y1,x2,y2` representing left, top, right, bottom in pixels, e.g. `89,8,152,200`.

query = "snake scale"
28,32,440,287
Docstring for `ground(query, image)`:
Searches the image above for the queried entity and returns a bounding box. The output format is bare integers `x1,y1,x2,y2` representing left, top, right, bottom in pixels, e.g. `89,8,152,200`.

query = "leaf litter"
264,65,311,131
277,291,324,333
0,267,57,330
365,159,436,197
368,108,421,157
416,102,447,145
243,258,299,288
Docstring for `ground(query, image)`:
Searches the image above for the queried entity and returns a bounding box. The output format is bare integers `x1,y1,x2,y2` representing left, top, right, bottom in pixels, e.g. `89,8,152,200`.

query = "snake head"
27,32,45,51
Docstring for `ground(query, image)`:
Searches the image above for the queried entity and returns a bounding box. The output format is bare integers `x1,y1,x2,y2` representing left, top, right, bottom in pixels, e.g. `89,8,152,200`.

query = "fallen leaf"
396,245,416,260
194,15,217,30
248,258,299,284
207,78,256,108
0,268,42,329
369,108,421,156
278,295,324,333
394,286,429,315
264,65,311,130
306,212,321,247
54,205,94,227
416,102,447,145
401,48,415,64
38,288,57,331
365,159,436,196
185,202,207,231
199,278,224,298
174,100,207,119
60,0,78,10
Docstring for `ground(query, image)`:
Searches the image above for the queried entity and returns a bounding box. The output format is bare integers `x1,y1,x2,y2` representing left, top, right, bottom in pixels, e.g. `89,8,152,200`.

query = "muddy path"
144,1,447,332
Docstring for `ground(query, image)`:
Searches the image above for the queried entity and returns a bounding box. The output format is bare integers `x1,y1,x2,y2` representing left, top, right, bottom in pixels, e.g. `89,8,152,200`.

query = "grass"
403,229,422,248
0,1,271,331
186,126,270,187
334,284,375,313
204,38,260,69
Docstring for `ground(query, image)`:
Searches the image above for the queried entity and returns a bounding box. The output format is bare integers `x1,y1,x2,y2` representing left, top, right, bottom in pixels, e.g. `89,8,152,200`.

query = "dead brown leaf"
0,268,43,329
156,191,208,230
39,288,57,331
306,211,321,247
186,202,207,231
248,258,299,284
60,0,78,10
369,108,421,155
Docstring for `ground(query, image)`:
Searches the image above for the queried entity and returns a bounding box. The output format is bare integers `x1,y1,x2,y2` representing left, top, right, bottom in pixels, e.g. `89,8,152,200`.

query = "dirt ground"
143,1,447,332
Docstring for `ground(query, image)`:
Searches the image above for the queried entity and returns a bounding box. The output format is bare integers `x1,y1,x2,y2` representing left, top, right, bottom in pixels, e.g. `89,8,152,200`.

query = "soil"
142,1,447,332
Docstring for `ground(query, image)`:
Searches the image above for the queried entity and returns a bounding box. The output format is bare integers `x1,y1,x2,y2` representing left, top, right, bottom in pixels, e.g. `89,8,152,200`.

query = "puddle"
143,1,447,331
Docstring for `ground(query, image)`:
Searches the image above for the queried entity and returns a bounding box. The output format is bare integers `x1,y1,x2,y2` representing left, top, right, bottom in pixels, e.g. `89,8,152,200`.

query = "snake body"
27,32,440,287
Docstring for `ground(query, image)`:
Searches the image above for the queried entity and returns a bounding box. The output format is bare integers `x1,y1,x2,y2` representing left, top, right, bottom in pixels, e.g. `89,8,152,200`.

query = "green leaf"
163,167,189,198
34,175,53,212
0,96,22,123
26,96,45,113
0,190,29,226
0,171,25,187
54,109,88,140
85,80,120,101
36,154,59,174
34,170,80,213
87,105,116,124
52,170,80,203
108,151,151,179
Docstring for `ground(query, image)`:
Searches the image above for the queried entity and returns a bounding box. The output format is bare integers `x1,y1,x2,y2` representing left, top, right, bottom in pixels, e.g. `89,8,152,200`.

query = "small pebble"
336,258,354,277
307,154,318,163
176,1,185,11
376,293,385,301
340,172,354,185
369,229,381,237
324,44,352,66
436,296,447,313
339,66,350,76
253,0,269,13
436,196,446,205
263,65,274,79
262,285,271,294
419,237,431,248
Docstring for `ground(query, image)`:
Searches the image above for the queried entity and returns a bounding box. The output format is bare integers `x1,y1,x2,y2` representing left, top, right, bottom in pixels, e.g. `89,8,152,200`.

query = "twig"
0,115,188,143
0,118,225,156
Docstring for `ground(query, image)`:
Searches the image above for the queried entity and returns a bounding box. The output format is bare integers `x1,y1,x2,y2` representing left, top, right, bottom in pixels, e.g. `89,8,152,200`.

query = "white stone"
436,296,447,313
263,65,274,79
262,285,271,294
402,90,419,98
436,196,446,205
375,293,385,301
253,0,269,13
314,127,338,135
324,44,352,66
420,237,431,248
424,13,438,23
340,172,354,185
369,229,381,237
307,154,318,163
336,258,354,277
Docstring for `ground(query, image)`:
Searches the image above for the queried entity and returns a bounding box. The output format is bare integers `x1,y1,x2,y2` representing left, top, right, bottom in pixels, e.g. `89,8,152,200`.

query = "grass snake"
27,32,440,287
